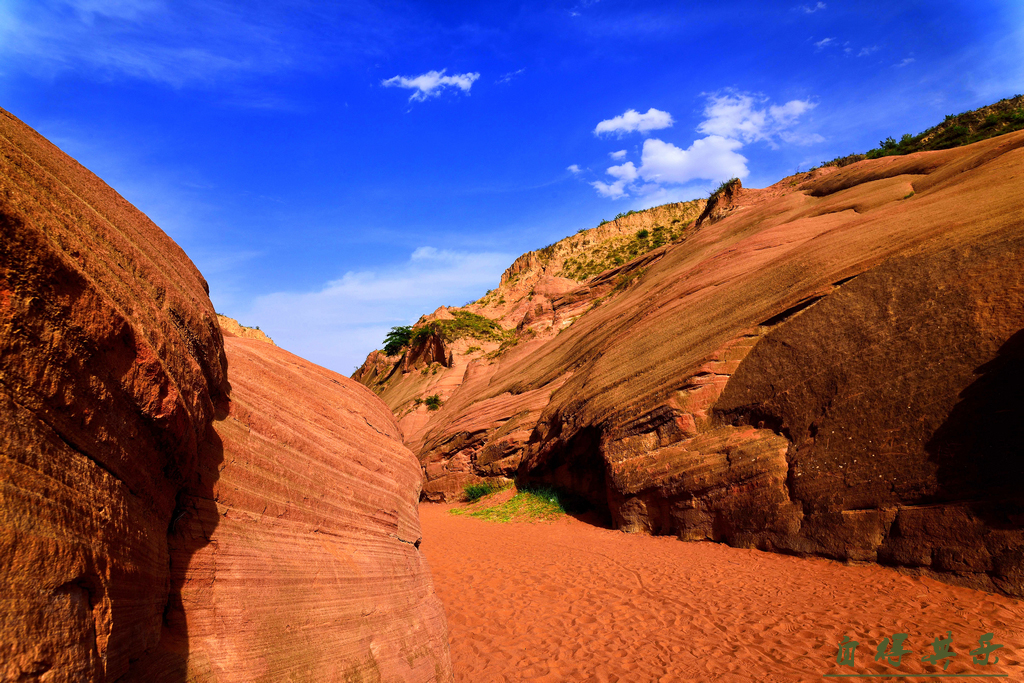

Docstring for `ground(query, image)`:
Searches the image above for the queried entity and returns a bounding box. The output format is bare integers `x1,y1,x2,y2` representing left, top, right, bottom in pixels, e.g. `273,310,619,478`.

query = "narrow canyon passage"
418,504,1024,682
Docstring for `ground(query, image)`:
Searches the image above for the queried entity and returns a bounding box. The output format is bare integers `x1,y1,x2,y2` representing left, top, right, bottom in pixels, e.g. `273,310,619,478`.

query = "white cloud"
698,94,768,141
591,161,642,199
858,45,879,57
589,91,820,200
895,57,915,68
567,164,582,174
800,2,827,13
698,93,817,143
814,37,835,50
382,69,480,102
594,108,674,136
769,99,815,125
638,137,748,185
606,161,638,182
240,247,512,375
591,179,628,199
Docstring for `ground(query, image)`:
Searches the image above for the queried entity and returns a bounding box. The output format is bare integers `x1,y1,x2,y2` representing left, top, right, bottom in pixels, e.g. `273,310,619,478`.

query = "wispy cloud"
0,1,420,89
567,164,582,174
569,0,600,17
496,68,524,84
382,69,480,102
800,2,827,13
858,45,880,57
814,37,835,50
242,246,512,374
594,108,674,136
609,149,627,160
895,57,915,68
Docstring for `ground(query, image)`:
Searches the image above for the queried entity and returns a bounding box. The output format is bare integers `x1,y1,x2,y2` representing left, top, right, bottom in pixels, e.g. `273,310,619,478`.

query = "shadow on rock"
121,397,228,682
928,328,1024,527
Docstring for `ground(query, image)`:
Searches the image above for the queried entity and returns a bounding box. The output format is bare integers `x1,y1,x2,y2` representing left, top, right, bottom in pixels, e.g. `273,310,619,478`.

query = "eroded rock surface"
1,107,451,681
0,106,228,682
358,131,1024,595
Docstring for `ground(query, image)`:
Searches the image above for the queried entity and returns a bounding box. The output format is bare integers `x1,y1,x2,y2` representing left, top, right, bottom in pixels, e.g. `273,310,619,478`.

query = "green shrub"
424,394,442,410
383,325,413,355
635,229,649,240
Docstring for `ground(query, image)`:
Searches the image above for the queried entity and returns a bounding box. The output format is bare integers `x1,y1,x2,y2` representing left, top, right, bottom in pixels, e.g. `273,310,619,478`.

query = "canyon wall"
0,107,451,681
358,130,1024,595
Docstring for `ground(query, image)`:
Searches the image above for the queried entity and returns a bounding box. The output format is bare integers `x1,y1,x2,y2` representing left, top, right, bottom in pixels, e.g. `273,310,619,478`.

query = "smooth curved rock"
134,337,452,682
1,107,452,681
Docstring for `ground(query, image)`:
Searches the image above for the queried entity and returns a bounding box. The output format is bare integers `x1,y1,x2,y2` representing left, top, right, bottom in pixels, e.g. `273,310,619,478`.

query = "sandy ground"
419,504,1024,682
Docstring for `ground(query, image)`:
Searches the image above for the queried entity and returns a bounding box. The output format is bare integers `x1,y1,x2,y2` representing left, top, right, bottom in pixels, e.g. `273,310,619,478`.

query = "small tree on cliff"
383,325,412,356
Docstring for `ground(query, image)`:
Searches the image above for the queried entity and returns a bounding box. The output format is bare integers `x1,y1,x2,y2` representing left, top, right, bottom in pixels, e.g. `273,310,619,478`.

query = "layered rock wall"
134,338,451,681
0,106,228,681
358,130,1024,595
1,107,451,680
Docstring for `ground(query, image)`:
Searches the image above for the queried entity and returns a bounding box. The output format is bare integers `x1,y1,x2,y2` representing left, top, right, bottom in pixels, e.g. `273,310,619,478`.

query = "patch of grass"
465,345,481,353
463,481,503,502
903,191,915,200
854,95,1024,162
710,177,740,198
451,485,589,522
560,222,683,280
411,311,512,346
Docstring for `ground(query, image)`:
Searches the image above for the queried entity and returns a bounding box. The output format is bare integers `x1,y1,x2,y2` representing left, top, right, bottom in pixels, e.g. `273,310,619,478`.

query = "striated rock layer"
0,105,228,682
134,338,452,681
358,130,1024,595
0,107,451,681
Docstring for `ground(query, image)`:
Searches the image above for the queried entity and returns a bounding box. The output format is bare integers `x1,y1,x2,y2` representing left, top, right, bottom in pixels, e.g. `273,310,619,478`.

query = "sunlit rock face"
0,106,452,682
359,131,1024,596
135,337,452,682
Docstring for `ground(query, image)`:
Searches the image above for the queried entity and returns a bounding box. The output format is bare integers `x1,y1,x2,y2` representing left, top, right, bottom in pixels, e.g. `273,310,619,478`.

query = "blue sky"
2,0,1021,374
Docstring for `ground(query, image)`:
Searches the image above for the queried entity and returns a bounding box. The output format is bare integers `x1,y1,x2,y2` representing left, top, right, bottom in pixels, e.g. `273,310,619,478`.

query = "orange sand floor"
418,504,1024,682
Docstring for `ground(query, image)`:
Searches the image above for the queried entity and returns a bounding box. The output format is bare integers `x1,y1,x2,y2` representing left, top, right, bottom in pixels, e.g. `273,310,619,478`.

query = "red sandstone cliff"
0,107,451,681
357,130,1024,596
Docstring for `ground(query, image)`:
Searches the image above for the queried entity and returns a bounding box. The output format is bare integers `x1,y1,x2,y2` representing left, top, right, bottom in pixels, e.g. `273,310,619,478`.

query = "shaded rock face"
133,338,451,682
359,130,1024,594
1,107,452,681
0,106,228,681
402,331,453,372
